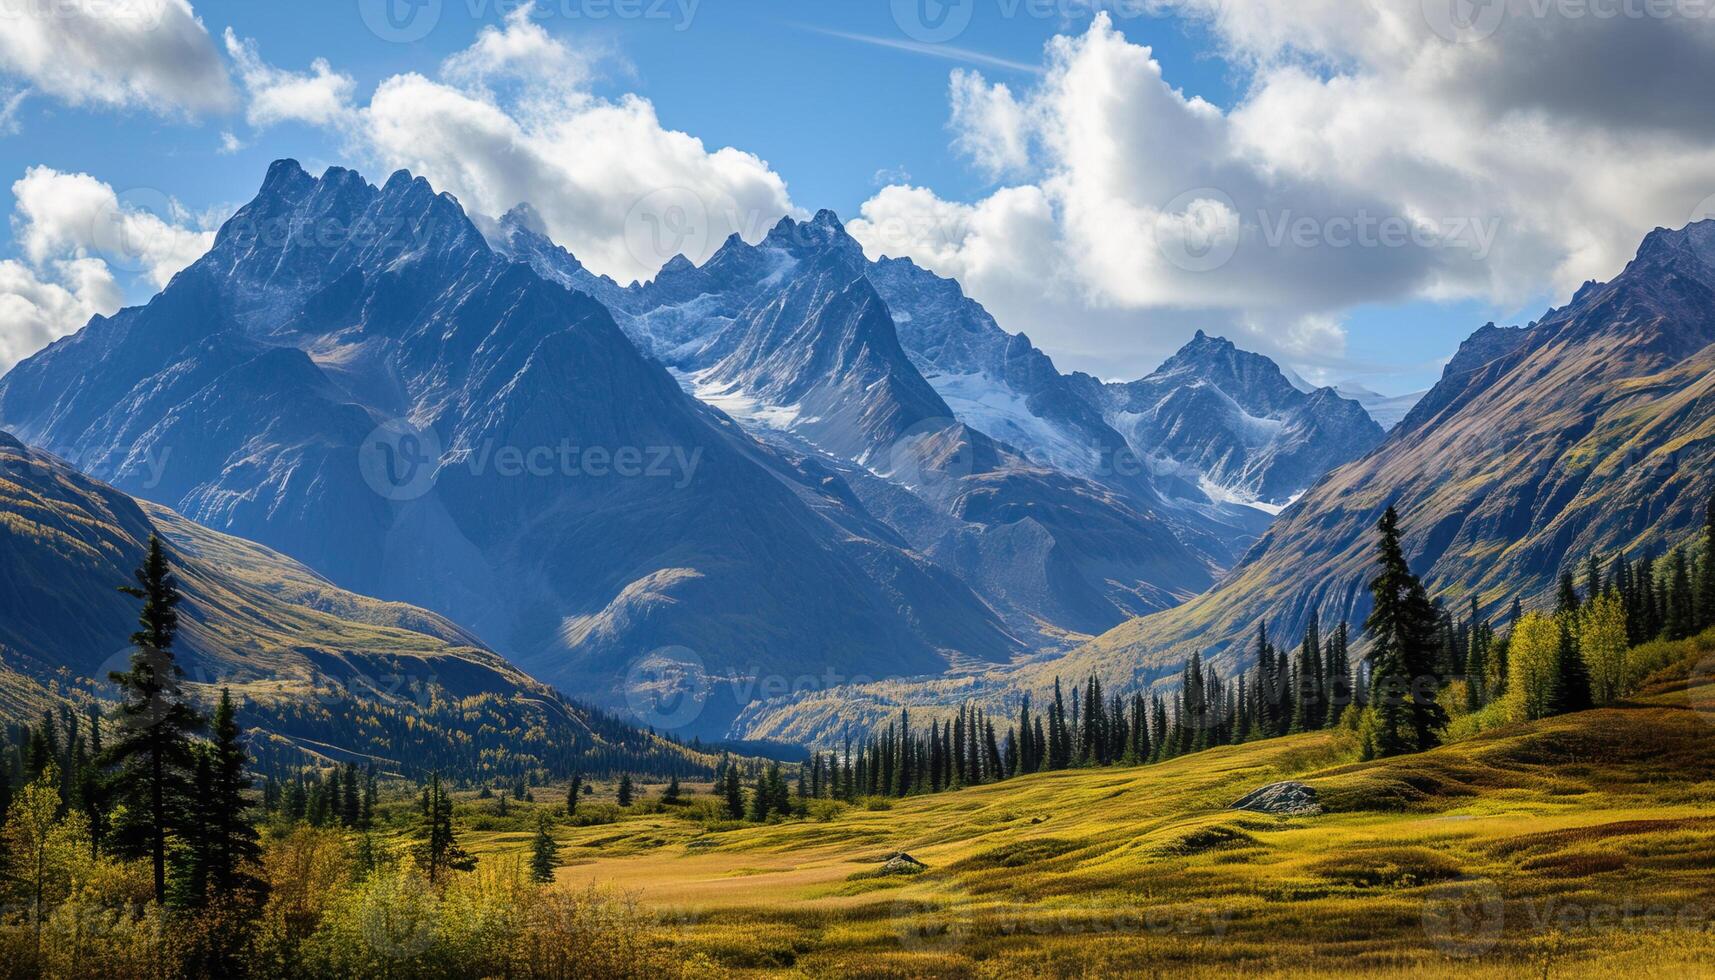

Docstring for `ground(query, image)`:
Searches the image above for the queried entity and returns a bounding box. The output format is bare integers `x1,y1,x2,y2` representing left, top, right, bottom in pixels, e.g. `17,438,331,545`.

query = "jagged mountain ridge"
0,161,1022,737
496,207,1237,638
723,219,1715,742
1044,218,1715,691
1104,331,1387,508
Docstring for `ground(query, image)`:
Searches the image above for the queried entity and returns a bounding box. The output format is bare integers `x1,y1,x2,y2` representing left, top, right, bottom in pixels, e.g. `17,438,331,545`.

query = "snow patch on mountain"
927,371,1098,476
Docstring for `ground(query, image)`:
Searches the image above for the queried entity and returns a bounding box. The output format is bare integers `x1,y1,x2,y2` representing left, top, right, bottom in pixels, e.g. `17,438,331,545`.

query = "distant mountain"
1103,332,1386,509
0,432,697,776
498,207,1237,638
0,161,1021,737
1049,218,1715,690
862,253,1138,483
1333,383,1426,432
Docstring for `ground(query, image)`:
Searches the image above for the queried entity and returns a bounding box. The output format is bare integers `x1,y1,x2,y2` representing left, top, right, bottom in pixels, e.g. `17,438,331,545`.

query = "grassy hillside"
0,432,712,779
521,635,1715,976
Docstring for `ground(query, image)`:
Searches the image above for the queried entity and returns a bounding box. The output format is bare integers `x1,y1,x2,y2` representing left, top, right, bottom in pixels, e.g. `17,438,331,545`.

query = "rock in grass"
879,852,928,875
1231,781,1322,816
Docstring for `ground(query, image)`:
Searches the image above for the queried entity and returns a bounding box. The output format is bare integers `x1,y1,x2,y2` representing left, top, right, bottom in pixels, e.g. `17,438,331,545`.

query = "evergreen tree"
413,773,475,884
1700,492,1715,631
529,813,559,884
1324,621,1353,726
1551,616,1593,714
1665,547,1695,641
1289,611,1324,732
616,773,634,807
340,763,361,828
1465,598,1490,711
662,774,682,805
1361,507,1447,756
204,690,264,903
566,772,583,817
1556,570,1581,617
104,536,204,904
749,767,772,821
171,746,214,908
723,765,746,819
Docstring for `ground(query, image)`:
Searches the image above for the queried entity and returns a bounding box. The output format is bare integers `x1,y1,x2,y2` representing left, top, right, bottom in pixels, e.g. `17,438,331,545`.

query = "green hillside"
533,633,1715,976
0,431,711,780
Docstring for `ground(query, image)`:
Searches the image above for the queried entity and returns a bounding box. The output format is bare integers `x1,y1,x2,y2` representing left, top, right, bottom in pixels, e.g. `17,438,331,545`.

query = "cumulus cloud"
0,0,232,117
0,167,216,372
226,2,792,285
851,5,1715,379
12,167,216,289
948,70,1034,180
0,257,120,373
224,30,356,129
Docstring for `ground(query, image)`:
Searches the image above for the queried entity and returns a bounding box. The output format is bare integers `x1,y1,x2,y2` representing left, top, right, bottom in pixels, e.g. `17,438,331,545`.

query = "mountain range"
0,160,1395,738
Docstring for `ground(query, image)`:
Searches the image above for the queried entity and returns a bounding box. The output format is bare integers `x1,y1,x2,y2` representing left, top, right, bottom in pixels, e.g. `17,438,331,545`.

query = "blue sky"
7,0,1694,393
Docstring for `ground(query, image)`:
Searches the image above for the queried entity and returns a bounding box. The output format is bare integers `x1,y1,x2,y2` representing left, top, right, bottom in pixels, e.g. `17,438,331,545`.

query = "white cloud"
224,30,356,129
0,88,24,135
440,3,595,103
0,257,121,374
218,130,245,155
13,167,215,289
0,0,232,116
0,167,218,372
227,5,793,285
948,70,1033,180
849,8,1715,379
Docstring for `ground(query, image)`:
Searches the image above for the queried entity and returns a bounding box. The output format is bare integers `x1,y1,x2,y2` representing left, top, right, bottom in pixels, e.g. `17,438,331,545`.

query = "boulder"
879,852,928,875
1231,781,1321,816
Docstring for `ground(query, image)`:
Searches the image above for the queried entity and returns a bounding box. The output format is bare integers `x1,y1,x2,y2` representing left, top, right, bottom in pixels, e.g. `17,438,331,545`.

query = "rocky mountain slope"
1050,219,1715,689
0,432,695,775
0,161,1020,737
1104,332,1386,509
498,207,1237,639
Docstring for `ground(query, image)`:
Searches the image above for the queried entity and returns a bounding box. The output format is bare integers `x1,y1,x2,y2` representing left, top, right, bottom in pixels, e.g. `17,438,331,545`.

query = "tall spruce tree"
204,689,265,904
723,765,745,819
1290,612,1324,732
529,813,560,883
1324,621,1352,726
1362,507,1447,756
104,536,204,904
1665,547,1695,640
414,773,475,884
1551,615,1593,714
1556,570,1581,617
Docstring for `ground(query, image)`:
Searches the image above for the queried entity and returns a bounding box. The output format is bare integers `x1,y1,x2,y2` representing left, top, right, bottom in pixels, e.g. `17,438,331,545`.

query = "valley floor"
519,639,1715,977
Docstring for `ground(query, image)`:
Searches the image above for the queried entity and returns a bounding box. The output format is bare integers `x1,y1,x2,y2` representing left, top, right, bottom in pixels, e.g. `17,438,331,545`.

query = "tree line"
772,493,1715,806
